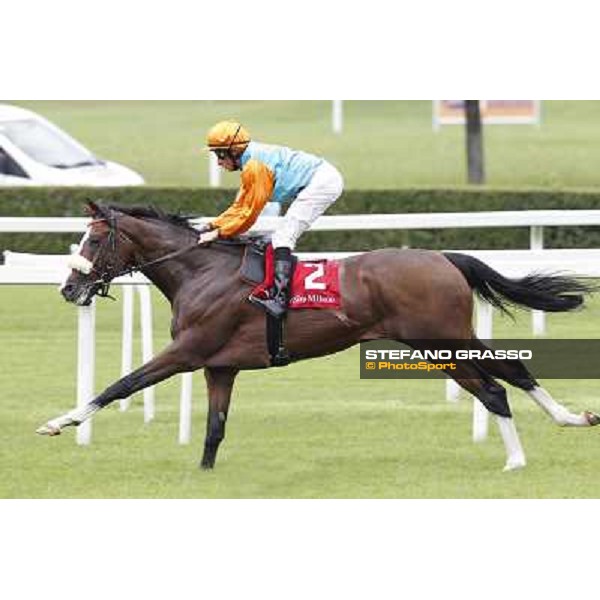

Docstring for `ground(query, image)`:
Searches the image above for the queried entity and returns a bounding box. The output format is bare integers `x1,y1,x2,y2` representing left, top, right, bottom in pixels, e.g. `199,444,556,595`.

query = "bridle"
88,214,126,299
78,213,200,301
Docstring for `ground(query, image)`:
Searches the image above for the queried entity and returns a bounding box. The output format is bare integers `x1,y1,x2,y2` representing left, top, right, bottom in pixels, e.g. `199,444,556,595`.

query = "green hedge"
2,186,600,254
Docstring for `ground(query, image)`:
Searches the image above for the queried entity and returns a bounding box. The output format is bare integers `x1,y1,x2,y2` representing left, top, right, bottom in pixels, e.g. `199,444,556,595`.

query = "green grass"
9,100,600,188
2,285,600,498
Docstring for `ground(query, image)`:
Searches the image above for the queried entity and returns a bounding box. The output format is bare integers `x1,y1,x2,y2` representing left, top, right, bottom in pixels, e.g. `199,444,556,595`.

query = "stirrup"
271,346,291,367
249,295,287,318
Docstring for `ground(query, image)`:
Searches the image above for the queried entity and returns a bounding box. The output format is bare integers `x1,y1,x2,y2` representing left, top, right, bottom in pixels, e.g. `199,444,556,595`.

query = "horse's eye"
89,239,100,249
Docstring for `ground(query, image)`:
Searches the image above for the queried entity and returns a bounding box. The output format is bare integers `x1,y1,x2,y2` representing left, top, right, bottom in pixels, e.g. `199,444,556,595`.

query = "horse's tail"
443,251,594,315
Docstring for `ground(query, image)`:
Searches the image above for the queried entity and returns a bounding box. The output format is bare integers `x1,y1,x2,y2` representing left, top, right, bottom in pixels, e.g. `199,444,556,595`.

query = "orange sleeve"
211,159,275,237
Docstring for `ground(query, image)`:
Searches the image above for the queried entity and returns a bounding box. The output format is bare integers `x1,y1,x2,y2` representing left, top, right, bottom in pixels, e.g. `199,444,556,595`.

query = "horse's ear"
84,200,102,218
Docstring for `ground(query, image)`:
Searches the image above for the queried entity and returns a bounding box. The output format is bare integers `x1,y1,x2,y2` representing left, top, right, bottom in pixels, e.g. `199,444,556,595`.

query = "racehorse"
36,201,600,471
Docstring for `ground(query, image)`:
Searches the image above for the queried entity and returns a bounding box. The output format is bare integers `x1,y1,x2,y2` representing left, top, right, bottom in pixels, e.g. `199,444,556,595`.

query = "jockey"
199,120,344,318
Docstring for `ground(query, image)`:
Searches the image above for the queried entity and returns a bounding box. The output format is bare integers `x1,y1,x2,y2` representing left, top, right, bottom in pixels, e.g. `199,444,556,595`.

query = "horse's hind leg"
527,388,600,427
447,360,526,471
471,338,600,428
200,367,238,470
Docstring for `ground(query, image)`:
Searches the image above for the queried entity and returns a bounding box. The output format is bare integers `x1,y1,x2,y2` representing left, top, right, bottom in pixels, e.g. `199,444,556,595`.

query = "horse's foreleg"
36,341,199,436
200,367,238,470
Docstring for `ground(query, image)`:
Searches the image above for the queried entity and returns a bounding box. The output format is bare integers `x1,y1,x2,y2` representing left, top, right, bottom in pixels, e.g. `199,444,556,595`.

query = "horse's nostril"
61,283,75,298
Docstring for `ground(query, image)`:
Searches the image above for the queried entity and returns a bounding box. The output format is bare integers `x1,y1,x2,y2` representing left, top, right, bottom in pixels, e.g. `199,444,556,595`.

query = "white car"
0,104,144,186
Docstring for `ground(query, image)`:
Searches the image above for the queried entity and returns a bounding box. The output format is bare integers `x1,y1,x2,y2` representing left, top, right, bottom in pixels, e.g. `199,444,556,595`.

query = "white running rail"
3,211,600,445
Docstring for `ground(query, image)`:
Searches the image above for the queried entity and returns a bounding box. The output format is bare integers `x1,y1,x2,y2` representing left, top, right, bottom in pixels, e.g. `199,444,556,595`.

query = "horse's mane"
104,203,197,231
97,202,268,247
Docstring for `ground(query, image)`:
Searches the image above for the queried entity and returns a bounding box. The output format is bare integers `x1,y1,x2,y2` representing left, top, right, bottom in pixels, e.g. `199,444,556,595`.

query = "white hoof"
503,458,526,472
36,421,62,436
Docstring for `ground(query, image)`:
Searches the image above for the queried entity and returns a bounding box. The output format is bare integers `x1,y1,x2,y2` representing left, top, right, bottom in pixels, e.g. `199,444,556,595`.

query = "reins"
115,237,251,276
89,216,201,299
92,242,202,300
116,242,201,278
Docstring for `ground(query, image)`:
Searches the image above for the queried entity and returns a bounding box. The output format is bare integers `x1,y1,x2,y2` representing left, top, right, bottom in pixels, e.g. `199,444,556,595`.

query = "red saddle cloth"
252,245,341,310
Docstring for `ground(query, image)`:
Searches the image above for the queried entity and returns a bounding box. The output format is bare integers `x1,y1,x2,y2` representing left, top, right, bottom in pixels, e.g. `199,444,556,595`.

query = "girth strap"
266,314,291,367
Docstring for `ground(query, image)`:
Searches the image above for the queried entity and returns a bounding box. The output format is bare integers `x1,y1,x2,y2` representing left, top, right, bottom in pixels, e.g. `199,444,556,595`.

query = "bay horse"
37,201,600,471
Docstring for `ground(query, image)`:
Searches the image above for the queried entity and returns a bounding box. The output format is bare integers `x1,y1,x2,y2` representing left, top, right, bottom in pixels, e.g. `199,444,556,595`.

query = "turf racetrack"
2,284,600,498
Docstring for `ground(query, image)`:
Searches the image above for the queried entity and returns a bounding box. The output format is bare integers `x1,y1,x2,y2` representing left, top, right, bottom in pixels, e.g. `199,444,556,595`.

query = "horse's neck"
119,216,243,303
151,247,243,304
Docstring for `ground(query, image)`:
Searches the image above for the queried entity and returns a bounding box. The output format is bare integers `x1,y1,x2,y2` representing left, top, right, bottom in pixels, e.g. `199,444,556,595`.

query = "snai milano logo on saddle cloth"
252,245,341,309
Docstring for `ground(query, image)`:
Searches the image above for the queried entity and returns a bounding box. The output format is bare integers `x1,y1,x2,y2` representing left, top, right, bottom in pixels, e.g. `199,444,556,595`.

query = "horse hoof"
503,459,526,472
36,423,61,436
584,411,600,426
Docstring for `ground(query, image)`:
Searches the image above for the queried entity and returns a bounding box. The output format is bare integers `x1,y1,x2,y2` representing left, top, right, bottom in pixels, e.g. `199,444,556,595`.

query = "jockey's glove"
198,228,220,245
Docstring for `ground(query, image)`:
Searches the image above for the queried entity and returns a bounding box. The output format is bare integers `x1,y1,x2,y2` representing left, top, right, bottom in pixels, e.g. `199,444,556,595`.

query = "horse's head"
61,201,137,306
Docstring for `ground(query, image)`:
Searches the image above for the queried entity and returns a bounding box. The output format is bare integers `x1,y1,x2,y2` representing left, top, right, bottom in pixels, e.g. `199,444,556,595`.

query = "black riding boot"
253,247,293,318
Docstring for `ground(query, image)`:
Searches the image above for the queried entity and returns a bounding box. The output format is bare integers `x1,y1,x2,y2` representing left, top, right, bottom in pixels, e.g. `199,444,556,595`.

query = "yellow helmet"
206,120,251,151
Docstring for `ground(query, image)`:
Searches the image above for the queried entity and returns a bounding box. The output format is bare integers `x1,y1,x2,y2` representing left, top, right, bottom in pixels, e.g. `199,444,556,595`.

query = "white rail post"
432,100,441,132
446,379,461,402
120,284,134,411
138,286,155,423
179,372,193,444
530,225,546,335
332,100,343,134
76,300,96,445
208,151,221,187
473,299,493,442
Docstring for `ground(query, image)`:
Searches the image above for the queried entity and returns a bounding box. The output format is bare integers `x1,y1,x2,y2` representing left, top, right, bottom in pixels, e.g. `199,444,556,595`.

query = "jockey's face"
213,148,243,171
217,153,238,171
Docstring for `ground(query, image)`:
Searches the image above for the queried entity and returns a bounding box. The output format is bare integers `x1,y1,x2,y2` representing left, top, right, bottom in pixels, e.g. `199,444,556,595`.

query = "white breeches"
271,161,344,250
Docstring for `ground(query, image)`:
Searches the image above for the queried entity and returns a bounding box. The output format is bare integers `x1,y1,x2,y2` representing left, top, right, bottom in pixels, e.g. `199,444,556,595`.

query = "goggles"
213,149,230,160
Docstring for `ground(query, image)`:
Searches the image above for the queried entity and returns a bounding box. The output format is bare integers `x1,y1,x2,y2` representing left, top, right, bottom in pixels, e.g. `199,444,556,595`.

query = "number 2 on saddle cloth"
251,244,341,309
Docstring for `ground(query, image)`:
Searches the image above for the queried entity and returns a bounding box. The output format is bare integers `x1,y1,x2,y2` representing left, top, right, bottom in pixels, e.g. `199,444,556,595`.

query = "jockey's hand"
197,228,220,245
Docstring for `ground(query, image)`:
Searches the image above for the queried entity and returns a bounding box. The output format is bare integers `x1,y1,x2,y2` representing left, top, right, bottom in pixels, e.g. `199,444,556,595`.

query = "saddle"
237,239,341,368
239,237,272,286
240,241,341,309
